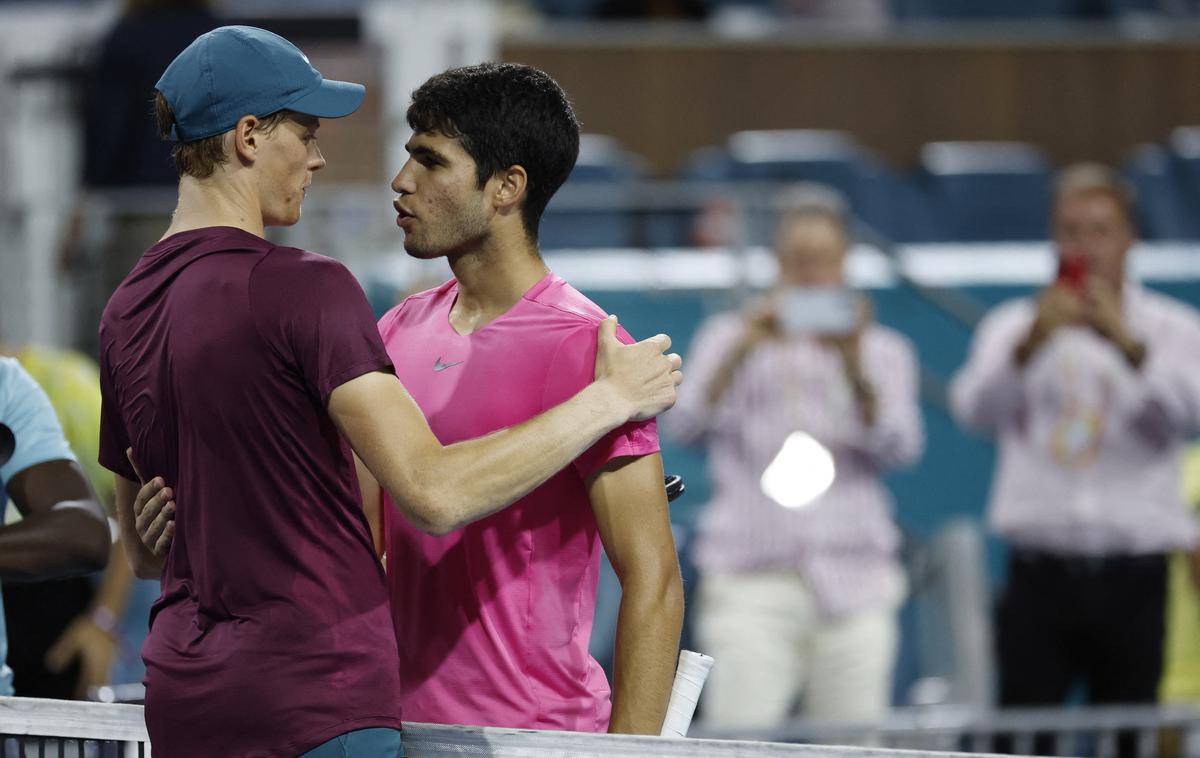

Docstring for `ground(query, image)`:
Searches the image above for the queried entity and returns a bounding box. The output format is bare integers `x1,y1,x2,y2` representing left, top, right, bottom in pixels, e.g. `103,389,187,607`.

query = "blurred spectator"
61,0,217,357
0,357,111,696
0,342,147,700
950,164,1200,754
668,186,924,728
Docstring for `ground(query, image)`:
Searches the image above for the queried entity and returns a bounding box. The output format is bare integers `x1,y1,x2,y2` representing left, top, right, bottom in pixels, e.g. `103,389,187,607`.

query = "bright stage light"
760,431,835,510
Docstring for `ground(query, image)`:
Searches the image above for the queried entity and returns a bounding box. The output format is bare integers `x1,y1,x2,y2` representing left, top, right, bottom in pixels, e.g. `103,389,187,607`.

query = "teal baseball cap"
155,25,365,143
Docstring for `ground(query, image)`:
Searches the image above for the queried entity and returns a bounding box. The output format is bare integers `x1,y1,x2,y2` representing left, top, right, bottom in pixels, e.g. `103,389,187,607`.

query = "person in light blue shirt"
0,358,110,694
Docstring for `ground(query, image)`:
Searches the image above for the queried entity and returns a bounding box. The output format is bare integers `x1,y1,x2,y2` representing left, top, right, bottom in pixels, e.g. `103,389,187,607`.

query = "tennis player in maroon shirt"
98,26,681,758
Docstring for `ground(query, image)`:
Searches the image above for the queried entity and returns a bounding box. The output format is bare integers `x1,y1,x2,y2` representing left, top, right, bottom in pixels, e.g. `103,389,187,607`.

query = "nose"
391,159,416,195
310,144,326,172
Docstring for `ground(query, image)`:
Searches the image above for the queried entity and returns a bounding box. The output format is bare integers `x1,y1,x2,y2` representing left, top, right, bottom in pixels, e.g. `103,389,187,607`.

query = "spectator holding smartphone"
950,163,1200,755
666,186,924,728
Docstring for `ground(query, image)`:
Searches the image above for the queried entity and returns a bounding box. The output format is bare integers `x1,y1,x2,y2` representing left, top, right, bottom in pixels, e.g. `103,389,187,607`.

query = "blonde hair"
153,91,291,179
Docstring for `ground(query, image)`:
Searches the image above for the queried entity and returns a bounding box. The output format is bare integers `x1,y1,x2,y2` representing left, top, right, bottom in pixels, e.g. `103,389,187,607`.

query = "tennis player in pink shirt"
133,62,685,737
364,63,684,735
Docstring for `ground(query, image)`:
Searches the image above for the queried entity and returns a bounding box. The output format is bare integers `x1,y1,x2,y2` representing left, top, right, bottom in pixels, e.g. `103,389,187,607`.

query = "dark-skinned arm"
2,459,109,581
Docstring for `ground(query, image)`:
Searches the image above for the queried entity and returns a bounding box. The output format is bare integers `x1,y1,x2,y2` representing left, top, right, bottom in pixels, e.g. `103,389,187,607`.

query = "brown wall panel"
502,39,1200,174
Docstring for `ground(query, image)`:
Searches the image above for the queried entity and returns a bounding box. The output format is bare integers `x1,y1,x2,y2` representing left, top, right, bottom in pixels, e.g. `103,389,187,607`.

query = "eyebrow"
405,144,448,162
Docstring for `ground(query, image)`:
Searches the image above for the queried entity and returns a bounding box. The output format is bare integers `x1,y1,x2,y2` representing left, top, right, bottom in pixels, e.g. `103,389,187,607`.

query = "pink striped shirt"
666,312,924,618
950,284,1200,556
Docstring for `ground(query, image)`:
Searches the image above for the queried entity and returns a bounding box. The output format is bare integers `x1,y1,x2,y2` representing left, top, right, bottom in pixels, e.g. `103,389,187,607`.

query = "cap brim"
286,78,365,119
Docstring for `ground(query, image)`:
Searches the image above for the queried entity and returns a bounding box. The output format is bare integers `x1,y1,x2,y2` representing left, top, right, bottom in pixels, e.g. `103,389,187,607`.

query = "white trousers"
695,571,899,728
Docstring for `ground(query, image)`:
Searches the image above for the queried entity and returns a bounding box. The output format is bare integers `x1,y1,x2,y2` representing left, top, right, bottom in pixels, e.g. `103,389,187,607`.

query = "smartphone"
777,286,858,335
1056,252,1089,295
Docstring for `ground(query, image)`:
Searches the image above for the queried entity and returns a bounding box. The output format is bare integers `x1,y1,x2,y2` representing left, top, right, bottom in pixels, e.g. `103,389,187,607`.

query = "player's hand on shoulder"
594,315,683,422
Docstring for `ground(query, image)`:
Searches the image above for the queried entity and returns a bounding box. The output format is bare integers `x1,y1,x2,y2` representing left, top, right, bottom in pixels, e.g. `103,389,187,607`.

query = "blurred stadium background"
2,0,1200,755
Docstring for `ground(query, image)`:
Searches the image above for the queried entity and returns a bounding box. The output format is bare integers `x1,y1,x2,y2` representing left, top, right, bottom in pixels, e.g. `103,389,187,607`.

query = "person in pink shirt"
365,63,684,735
135,62,685,737
114,23,685,754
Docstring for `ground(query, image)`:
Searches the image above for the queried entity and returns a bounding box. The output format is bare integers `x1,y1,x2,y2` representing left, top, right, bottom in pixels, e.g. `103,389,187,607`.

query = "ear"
492,165,528,215
232,115,261,164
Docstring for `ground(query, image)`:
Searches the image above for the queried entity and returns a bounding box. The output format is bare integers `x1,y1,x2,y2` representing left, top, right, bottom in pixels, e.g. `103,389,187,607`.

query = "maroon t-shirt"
98,227,403,757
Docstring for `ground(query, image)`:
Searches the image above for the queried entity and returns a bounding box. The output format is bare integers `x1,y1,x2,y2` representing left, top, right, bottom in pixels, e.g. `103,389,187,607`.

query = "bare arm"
1,460,109,581
330,318,682,536
45,539,137,698
589,453,684,735
355,453,385,558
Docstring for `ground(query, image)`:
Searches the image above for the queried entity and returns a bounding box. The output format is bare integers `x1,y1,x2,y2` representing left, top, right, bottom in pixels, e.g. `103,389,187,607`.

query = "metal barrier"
8,695,1200,757
696,704,1200,758
0,696,1009,758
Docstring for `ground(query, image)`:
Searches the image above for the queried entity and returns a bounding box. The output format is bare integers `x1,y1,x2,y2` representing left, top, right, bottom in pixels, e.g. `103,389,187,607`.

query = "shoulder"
249,247,370,314
518,280,624,387
380,280,455,324
0,357,66,441
526,277,634,346
253,246,353,281
865,323,917,359
0,358,71,460
1136,286,1200,333
527,276,609,327
976,297,1036,336
0,357,38,408
377,279,456,340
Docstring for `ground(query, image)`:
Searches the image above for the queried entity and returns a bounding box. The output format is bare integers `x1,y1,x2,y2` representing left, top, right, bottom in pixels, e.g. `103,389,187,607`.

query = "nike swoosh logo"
433,357,465,372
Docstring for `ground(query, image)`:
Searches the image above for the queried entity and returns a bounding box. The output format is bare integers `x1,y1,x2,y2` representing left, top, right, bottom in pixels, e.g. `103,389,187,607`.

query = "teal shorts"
299,728,403,758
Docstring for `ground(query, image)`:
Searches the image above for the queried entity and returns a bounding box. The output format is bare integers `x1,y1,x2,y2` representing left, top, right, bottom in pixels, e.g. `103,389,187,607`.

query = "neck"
447,230,548,335
163,174,265,240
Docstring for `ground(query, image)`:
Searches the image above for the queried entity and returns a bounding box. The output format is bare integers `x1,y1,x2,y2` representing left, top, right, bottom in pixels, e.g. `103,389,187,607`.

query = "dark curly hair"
407,63,581,242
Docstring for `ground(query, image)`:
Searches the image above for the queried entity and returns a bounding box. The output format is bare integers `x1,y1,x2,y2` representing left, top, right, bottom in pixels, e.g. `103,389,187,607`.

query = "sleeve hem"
575,437,661,482
319,358,396,403
97,452,138,483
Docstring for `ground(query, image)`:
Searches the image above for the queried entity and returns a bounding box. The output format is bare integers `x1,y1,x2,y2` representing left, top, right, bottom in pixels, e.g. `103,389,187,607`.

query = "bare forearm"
382,383,626,535
92,540,136,617
0,509,109,581
355,454,385,557
608,575,685,734
119,521,163,580
341,323,681,535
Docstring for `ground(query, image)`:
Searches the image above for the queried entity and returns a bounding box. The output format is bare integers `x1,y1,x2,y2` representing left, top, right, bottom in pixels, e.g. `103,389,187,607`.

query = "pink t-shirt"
377,273,659,732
